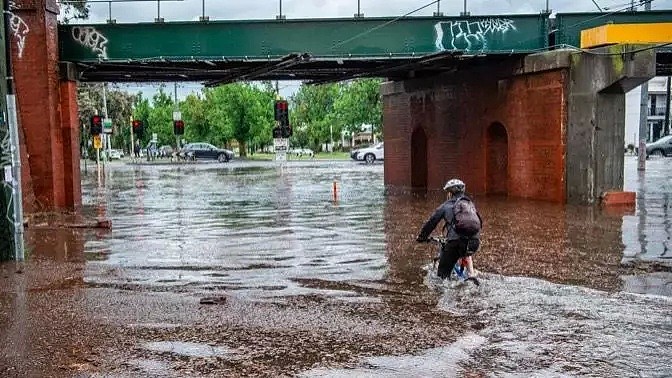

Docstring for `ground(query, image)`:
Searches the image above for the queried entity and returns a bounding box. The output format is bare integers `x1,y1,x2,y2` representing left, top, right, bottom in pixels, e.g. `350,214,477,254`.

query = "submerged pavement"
1,156,671,377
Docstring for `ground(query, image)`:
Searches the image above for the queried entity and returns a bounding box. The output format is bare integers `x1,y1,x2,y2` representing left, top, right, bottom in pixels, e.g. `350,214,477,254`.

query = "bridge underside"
71,52,528,85
70,49,672,84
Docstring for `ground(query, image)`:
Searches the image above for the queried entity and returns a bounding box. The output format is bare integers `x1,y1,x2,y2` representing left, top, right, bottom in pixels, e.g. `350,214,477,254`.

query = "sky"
69,0,672,101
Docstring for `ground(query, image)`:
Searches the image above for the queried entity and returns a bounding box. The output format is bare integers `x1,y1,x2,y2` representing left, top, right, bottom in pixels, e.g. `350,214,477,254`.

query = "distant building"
625,76,671,147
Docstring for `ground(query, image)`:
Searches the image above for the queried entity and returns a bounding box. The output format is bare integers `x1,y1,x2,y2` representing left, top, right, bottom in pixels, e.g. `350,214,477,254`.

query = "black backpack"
452,196,482,238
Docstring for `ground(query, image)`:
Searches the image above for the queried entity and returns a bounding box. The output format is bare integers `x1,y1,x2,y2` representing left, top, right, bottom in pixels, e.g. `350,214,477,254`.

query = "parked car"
289,148,314,157
350,144,370,160
646,135,672,157
106,149,124,160
178,142,234,162
158,145,174,158
355,142,384,164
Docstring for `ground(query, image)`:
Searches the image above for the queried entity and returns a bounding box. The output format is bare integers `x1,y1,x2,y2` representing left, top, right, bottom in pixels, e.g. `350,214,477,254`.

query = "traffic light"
281,125,292,138
272,126,283,139
274,100,289,128
90,115,103,135
173,120,184,135
132,119,144,136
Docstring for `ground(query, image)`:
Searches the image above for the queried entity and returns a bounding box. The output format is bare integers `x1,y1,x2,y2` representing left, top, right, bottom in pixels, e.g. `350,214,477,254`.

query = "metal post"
102,83,109,165
2,0,24,261
433,0,443,16
155,0,163,22
276,0,285,20
637,0,651,170
354,0,363,18
199,0,208,21
460,0,469,16
665,76,671,136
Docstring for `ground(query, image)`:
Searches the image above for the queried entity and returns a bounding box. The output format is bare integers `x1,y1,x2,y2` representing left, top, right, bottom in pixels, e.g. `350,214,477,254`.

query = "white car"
106,149,124,160
356,142,384,164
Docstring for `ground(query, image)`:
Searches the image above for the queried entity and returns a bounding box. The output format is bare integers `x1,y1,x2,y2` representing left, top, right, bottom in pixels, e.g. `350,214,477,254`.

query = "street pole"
102,83,109,166
1,0,24,261
665,76,671,136
637,0,651,171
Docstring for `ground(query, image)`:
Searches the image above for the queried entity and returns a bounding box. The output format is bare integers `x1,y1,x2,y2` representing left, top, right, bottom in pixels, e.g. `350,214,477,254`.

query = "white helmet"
443,178,465,193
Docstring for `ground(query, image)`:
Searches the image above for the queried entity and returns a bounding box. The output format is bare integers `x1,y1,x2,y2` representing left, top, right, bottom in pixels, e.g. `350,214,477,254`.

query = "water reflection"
78,159,672,299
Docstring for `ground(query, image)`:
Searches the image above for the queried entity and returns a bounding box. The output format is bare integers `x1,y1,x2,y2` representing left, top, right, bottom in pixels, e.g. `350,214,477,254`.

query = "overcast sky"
73,0,672,101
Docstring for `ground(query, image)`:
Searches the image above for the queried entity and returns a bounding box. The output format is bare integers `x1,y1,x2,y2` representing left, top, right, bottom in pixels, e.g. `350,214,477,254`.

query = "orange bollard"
333,180,338,202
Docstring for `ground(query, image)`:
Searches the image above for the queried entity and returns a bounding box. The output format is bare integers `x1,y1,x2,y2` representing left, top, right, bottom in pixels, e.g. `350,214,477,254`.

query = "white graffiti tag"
0,130,15,227
72,26,109,59
7,12,29,59
434,18,516,52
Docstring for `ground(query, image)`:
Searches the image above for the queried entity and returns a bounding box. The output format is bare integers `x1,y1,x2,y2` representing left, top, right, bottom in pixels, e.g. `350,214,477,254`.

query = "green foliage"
76,78,382,157
289,78,383,151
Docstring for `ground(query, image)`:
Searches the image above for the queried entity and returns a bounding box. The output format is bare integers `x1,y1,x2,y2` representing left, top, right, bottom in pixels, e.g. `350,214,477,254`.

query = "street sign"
275,151,286,161
93,135,102,149
273,138,288,152
151,133,158,143
103,118,113,134
173,111,182,121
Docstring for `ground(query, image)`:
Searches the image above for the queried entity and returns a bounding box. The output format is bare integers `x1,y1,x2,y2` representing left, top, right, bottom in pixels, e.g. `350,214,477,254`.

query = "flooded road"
1,156,671,377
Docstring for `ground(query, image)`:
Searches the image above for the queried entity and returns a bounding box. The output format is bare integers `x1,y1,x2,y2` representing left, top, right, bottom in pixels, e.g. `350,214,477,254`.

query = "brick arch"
486,122,509,195
410,126,428,191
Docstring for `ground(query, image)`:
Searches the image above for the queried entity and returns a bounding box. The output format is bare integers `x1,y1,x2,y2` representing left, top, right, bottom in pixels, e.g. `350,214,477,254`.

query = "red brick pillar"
10,0,79,212
59,80,81,209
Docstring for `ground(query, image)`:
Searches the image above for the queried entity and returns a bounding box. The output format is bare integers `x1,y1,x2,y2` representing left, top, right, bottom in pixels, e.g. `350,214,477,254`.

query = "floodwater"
1,156,671,377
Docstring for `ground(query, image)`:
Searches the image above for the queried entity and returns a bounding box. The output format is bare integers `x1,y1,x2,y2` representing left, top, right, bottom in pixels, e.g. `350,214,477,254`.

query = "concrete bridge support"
382,46,655,204
9,0,81,212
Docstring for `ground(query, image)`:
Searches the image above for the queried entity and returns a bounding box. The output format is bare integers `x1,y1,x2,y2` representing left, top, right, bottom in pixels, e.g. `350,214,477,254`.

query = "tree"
180,93,209,143
201,83,275,157
333,78,383,136
290,83,340,151
146,87,175,147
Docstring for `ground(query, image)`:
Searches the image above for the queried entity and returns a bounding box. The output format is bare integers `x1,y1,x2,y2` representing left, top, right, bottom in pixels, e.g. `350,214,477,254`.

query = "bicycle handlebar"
428,236,447,244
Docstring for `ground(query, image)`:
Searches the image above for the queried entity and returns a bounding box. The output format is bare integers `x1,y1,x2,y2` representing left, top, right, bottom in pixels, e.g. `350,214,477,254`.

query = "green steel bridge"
59,10,672,84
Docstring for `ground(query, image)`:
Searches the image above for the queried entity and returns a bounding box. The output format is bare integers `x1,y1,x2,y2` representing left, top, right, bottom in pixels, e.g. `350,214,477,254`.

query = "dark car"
178,143,234,162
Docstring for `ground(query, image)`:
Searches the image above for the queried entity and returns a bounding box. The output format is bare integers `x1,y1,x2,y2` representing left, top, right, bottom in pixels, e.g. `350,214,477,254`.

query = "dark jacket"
417,194,482,242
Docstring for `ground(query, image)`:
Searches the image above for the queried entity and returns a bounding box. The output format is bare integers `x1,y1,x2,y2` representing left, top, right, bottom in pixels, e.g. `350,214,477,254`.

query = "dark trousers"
437,239,469,279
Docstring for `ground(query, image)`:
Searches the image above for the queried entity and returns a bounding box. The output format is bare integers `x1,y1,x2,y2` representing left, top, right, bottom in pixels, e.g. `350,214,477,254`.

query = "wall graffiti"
72,26,109,59
7,1,29,60
0,129,15,227
434,18,517,52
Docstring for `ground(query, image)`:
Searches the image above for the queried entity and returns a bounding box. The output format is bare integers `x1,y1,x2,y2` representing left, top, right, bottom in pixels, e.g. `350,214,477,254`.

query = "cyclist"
416,178,482,279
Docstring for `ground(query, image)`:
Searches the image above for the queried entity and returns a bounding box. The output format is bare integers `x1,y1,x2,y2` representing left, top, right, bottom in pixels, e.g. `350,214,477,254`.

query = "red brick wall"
383,69,568,203
11,0,79,211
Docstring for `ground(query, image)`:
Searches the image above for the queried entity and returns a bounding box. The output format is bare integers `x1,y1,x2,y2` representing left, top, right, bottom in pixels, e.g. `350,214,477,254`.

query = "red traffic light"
132,120,141,128
174,120,184,128
91,115,102,124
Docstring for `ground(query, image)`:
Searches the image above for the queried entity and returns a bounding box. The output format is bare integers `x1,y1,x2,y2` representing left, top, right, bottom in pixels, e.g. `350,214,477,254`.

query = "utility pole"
1,0,24,261
637,0,652,171
102,82,109,165
665,76,671,136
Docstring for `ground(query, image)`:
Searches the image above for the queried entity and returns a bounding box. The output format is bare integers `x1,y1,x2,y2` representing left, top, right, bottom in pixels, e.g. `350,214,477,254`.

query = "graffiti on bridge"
72,26,109,59
434,18,517,52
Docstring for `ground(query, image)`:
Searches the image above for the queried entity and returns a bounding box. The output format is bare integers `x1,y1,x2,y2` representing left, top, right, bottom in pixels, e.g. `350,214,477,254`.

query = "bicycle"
428,236,480,286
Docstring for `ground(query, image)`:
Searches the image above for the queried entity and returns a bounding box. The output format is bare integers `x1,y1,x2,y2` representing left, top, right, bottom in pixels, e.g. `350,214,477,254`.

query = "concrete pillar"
565,45,655,204
10,0,80,212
